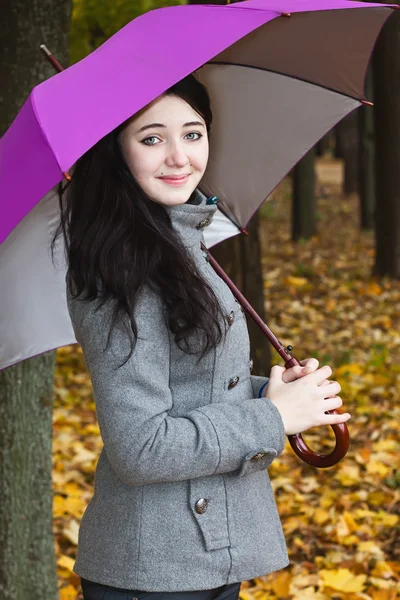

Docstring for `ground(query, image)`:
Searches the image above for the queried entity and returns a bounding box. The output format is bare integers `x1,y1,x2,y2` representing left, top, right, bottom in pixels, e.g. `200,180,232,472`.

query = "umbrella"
0,0,396,467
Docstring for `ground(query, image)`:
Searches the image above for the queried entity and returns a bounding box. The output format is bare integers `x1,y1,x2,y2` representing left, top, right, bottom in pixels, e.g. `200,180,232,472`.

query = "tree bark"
212,214,272,377
372,8,400,279
337,111,359,196
0,1,72,598
358,67,375,230
292,146,317,241
316,130,333,157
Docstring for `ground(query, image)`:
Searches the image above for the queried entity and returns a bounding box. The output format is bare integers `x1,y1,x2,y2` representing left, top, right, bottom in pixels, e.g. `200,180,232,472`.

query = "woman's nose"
165,143,190,168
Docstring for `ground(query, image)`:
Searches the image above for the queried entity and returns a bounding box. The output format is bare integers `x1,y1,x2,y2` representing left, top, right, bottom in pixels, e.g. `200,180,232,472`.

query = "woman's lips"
158,175,190,186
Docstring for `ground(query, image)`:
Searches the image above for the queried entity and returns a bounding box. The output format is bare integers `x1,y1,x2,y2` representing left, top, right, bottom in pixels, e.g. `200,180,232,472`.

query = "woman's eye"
185,132,202,141
141,136,160,146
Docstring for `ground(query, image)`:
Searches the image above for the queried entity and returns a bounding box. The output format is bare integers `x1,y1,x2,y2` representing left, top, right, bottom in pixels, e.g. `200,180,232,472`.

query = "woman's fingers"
321,380,341,397
322,396,343,412
319,410,351,426
283,357,319,383
269,364,286,380
282,365,306,383
299,357,319,373
306,365,333,385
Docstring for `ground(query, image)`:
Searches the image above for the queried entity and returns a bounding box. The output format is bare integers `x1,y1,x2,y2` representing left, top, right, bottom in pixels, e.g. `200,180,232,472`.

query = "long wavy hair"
51,73,226,369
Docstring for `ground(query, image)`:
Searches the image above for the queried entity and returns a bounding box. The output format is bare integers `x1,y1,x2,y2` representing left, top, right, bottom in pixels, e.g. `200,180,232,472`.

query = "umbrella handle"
202,243,349,468
269,356,350,469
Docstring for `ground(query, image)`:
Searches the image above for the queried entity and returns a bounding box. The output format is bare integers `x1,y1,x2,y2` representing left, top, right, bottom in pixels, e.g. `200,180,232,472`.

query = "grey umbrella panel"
197,6,389,228
198,64,359,227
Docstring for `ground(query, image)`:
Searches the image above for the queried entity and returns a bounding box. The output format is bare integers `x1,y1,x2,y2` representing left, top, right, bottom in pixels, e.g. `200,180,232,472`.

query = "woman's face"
118,94,209,207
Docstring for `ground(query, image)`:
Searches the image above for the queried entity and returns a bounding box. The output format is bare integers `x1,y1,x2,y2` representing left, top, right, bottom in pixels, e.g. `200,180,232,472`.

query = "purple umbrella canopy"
0,0,395,371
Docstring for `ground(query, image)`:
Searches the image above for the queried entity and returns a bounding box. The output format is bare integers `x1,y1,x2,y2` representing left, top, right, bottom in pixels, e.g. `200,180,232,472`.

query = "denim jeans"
80,577,242,600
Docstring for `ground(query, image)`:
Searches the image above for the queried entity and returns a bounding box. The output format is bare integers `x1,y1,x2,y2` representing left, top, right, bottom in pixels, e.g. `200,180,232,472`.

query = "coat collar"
164,188,218,248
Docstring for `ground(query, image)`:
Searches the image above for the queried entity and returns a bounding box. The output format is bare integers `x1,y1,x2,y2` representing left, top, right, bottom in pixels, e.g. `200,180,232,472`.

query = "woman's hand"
263,364,351,436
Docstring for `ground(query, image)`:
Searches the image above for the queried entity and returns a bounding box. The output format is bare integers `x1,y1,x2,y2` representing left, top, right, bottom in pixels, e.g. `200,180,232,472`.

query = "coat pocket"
189,476,231,551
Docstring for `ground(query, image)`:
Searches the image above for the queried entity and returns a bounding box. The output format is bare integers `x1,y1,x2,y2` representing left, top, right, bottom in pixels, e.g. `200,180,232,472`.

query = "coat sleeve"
67,288,286,486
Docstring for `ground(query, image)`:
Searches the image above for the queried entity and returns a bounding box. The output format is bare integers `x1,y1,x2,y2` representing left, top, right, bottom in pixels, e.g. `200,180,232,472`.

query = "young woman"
53,73,350,600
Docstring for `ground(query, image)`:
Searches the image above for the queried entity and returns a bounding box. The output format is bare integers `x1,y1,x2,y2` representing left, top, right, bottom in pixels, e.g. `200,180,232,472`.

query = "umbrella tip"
63,171,72,181
361,99,374,107
281,12,291,17
240,227,249,236
39,44,51,56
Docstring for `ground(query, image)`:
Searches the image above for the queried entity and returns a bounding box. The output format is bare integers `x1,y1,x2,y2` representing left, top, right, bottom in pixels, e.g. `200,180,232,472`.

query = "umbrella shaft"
201,243,298,366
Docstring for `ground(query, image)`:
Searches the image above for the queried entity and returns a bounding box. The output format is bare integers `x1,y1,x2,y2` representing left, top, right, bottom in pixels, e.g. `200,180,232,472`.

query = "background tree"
0,2,72,599
337,111,360,196
358,67,375,231
372,6,400,278
71,0,183,64
292,147,317,242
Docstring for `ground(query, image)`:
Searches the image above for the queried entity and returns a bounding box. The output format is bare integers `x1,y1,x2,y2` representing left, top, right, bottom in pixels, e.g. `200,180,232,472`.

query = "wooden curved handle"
288,421,350,468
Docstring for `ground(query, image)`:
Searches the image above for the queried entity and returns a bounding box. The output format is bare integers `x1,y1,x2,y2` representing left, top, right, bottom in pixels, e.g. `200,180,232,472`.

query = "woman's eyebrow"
136,121,205,134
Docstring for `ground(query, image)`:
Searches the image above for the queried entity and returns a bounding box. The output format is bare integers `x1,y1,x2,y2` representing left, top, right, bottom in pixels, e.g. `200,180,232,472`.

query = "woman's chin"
150,183,198,207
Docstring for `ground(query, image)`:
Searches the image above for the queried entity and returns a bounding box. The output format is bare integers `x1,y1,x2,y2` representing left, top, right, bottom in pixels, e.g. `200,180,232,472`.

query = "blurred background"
0,0,399,599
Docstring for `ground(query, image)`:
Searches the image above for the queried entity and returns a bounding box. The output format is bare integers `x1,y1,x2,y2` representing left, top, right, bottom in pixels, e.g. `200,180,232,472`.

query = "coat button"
251,452,267,461
195,498,209,514
226,311,235,326
249,359,254,373
228,376,239,389
196,218,211,230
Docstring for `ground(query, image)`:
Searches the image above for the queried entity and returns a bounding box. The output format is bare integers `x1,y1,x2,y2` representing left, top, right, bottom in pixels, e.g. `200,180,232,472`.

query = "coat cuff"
251,375,269,398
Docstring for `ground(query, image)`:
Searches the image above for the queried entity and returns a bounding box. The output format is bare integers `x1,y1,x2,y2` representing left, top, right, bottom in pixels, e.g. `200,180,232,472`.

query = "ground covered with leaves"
53,159,400,599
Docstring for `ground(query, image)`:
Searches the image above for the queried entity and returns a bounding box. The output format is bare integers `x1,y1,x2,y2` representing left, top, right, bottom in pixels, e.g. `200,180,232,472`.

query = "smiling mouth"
157,174,190,186
158,174,190,180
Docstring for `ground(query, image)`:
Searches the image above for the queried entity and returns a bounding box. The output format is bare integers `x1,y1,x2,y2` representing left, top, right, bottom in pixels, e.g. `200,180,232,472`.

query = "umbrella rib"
30,88,65,178
208,60,369,104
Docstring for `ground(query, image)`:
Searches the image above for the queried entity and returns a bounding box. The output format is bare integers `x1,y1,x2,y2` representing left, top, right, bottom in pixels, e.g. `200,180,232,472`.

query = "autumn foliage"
53,160,400,599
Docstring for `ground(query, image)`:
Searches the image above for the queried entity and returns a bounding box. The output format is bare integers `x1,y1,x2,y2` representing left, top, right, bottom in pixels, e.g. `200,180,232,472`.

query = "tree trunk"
373,8,400,278
292,146,317,241
0,1,72,598
358,67,375,230
338,111,359,196
316,130,333,157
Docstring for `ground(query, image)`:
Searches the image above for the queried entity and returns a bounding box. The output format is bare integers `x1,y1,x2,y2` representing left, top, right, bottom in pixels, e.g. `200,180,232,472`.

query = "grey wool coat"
66,189,289,592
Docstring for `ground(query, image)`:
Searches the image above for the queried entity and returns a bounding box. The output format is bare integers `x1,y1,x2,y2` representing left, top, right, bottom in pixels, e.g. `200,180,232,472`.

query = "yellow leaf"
59,584,78,600
370,590,399,600
336,363,364,377
313,508,330,526
359,282,383,296
320,568,367,593
53,495,67,517
366,460,390,477
336,464,360,486
62,519,80,546
286,276,309,287
371,561,396,579
57,554,75,572
292,587,327,600
344,511,359,533
375,511,398,527
357,541,384,556
271,571,291,597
